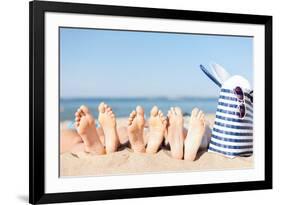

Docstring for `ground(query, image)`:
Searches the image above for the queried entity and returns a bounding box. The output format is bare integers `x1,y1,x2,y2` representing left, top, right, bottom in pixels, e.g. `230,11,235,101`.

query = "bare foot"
184,108,206,161
146,106,167,154
98,102,120,153
75,105,105,154
166,107,184,160
127,106,146,153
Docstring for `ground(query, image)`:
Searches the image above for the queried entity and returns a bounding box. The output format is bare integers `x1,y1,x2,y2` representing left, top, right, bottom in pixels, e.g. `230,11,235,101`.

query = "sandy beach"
60,114,253,177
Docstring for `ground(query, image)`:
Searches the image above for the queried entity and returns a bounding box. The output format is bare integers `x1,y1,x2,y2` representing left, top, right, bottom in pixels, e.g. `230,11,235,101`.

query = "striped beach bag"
200,63,253,158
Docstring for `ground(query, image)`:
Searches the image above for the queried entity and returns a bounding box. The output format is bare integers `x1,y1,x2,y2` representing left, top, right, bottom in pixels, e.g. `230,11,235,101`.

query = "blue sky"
60,28,253,98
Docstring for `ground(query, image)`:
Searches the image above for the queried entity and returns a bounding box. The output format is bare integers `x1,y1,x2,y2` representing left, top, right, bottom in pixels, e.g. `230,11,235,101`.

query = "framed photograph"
29,0,272,204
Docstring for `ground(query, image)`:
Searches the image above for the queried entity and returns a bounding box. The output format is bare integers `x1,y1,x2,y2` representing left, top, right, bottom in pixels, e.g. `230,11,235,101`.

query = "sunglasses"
233,86,246,119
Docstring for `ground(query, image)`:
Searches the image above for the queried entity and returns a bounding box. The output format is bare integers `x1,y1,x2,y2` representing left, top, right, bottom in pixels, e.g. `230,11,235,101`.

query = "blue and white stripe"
208,88,253,158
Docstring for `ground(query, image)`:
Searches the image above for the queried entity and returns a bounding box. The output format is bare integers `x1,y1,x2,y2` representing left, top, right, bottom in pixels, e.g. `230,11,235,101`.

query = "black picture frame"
29,0,272,204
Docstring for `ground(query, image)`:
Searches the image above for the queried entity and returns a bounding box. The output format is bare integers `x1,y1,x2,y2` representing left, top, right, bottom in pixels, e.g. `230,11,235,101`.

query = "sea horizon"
60,96,218,121
61,96,218,100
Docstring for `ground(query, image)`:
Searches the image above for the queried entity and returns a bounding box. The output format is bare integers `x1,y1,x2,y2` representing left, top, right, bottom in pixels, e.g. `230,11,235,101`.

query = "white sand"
60,114,253,177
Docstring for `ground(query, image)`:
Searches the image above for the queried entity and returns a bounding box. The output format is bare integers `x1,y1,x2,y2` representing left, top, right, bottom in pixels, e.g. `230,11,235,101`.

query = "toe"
80,105,89,114
151,106,159,116
130,110,137,118
128,114,134,125
136,105,144,115
98,102,105,113
75,116,80,122
106,107,112,113
75,111,80,118
77,108,85,117
200,113,205,121
175,107,182,116
198,110,203,119
191,107,199,118
76,108,80,114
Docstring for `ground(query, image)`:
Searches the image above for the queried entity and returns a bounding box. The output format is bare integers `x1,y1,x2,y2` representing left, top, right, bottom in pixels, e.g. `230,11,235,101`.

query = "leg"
146,106,167,154
184,108,206,161
98,102,120,153
60,126,122,154
60,129,82,154
75,105,105,154
60,123,108,154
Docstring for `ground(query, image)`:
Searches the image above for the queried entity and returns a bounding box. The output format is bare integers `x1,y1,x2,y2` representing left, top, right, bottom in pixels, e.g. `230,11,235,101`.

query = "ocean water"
60,97,218,122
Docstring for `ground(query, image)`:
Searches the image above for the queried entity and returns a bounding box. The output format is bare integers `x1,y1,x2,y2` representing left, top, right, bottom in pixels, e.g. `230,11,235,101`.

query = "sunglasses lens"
234,86,244,100
239,104,246,118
